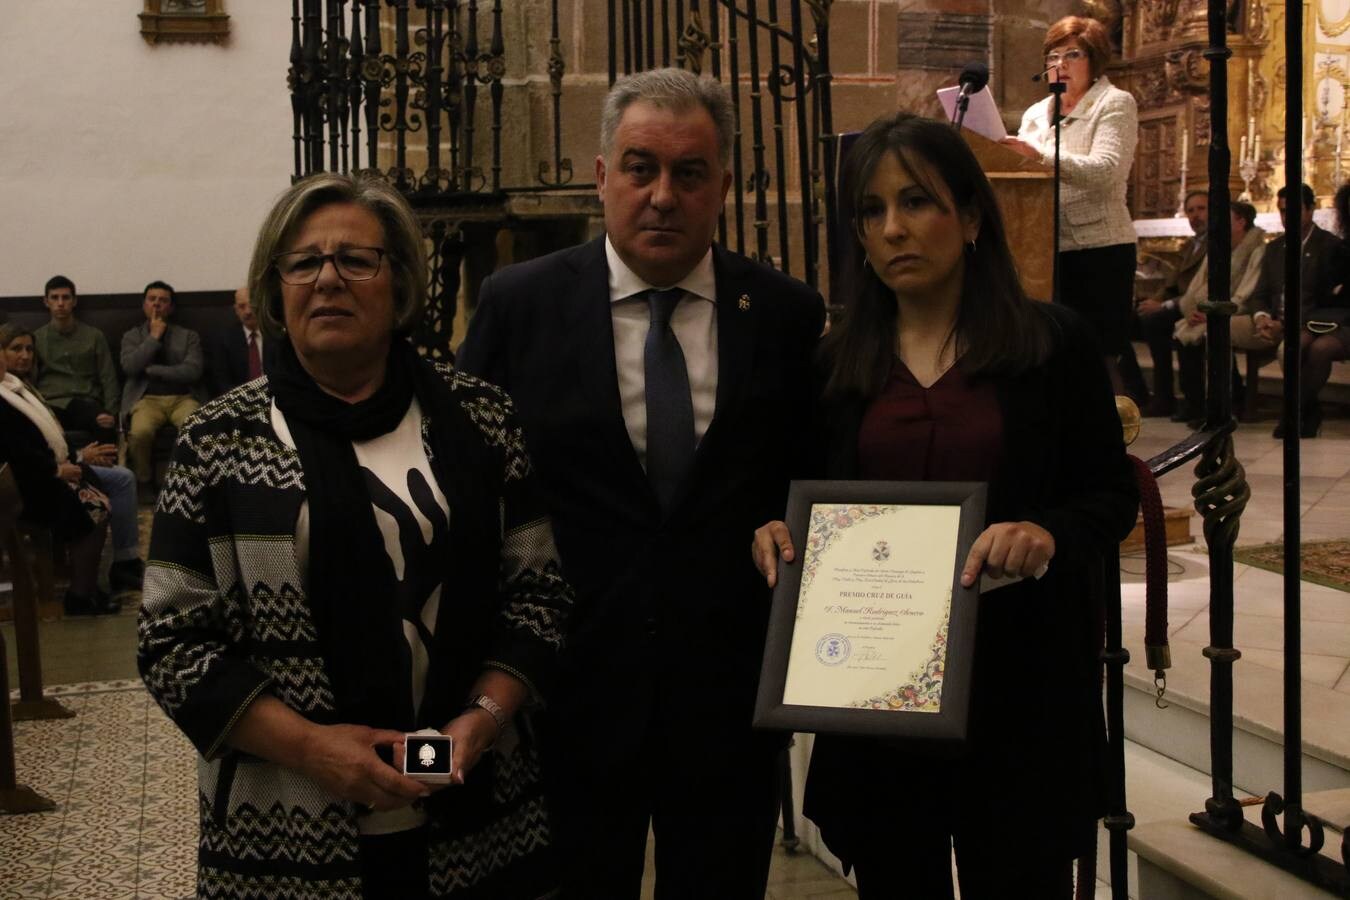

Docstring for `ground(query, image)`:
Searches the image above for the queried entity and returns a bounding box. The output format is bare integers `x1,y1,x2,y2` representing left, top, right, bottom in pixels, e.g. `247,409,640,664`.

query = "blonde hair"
247,172,427,339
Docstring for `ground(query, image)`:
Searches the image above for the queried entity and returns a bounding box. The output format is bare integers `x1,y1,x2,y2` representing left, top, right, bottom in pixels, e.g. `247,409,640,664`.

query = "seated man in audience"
1131,189,1208,416
206,286,275,397
119,281,205,488
1245,183,1349,438
1171,200,1265,426
33,275,120,444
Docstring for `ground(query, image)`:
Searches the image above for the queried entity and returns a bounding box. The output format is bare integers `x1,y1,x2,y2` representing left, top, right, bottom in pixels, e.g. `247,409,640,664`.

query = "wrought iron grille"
287,0,834,355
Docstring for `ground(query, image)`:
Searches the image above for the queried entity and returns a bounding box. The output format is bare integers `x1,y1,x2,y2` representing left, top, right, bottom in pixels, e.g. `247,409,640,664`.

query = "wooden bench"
0,464,58,815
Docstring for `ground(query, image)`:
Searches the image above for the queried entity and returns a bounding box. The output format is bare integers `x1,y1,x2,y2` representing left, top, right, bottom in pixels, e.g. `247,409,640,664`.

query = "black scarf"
271,337,494,732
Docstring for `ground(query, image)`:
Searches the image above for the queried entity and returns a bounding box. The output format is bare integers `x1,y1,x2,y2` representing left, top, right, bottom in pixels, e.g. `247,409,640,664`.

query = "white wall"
0,1,295,298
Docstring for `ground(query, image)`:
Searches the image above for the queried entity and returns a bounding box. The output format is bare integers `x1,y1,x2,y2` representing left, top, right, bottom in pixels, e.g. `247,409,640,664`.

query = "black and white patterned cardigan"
138,366,573,899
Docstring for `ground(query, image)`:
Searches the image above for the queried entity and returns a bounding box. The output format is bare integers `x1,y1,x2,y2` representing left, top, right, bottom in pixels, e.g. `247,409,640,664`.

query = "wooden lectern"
960,130,1055,303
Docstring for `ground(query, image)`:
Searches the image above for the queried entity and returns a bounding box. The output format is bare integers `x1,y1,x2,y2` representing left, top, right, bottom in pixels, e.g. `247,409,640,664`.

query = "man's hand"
57,463,83,483
960,521,1055,588
1187,311,1206,326
1136,297,1165,317
148,312,168,341
751,520,794,588
95,412,115,429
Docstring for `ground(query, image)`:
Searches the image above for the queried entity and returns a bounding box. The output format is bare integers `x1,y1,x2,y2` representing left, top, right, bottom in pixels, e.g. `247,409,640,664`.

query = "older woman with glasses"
1002,15,1139,395
139,172,573,898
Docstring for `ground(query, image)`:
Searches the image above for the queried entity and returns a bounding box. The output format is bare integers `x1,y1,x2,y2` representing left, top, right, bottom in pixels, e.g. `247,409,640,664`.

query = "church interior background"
2,1,1349,896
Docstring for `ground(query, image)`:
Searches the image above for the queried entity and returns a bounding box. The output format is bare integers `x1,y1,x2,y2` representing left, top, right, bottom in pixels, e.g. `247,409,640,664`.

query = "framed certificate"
753,480,986,742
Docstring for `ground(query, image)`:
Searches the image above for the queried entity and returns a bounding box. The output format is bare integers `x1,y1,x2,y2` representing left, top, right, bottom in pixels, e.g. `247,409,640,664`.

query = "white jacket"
1018,76,1138,251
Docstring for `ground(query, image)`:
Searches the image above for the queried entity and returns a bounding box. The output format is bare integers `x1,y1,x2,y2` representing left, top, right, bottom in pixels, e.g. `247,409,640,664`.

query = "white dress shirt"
606,236,718,469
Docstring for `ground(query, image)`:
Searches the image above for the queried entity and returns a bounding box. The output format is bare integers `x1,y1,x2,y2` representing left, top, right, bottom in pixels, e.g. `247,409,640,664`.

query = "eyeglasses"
273,247,386,285
1045,49,1086,67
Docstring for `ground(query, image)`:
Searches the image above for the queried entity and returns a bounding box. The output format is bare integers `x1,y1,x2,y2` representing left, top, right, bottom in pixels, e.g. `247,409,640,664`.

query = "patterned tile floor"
2,683,848,899
1,681,196,900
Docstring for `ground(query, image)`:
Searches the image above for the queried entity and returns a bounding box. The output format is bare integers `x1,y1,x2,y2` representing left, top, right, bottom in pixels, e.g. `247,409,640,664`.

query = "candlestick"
1248,116,1255,148
1255,134,1261,159
1239,135,1248,163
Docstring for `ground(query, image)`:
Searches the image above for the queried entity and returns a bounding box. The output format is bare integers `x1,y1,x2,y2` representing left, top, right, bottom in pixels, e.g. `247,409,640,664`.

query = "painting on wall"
140,0,229,45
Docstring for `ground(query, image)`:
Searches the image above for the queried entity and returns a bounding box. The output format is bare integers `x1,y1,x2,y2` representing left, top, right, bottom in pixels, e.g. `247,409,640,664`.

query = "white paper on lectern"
936,86,1008,142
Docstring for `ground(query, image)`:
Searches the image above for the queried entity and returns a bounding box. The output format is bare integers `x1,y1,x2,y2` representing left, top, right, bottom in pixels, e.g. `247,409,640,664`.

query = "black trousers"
1136,304,1182,400
53,395,117,444
1057,243,1136,357
546,720,781,900
850,825,1073,900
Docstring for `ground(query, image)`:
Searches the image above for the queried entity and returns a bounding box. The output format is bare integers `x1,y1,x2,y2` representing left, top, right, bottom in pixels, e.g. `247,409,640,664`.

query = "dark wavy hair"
1335,181,1350,238
821,113,1052,402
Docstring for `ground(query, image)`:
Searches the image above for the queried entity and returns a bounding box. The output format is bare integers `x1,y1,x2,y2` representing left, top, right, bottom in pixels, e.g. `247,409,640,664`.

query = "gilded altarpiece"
1111,0,1350,215
1111,0,1266,218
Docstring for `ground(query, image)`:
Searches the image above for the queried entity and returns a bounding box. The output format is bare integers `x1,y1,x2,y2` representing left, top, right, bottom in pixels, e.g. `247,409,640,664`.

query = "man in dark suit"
206,287,277,397
1244,182,1349,437
458,68,824,899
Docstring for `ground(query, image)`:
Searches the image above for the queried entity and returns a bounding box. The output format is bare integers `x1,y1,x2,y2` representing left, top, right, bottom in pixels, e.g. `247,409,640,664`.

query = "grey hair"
599,67,734,167
247,172,427,340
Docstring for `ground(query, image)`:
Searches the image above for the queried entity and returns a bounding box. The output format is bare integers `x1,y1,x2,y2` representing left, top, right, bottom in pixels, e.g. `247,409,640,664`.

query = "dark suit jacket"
457,237,824,772
0,400,94,541
802,303,1139,863
206,326,279,398
1247,224,1348,321
1162,233,1207,300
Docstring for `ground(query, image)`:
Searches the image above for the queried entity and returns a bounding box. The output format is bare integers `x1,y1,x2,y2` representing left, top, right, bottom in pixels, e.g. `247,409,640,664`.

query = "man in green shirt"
33,275,120,443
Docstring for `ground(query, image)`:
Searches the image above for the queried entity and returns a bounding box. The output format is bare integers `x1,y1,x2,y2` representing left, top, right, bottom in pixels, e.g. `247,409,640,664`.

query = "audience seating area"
0,289,235,625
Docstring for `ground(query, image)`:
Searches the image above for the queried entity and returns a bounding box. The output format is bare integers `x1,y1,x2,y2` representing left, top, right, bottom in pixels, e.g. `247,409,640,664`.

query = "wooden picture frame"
753,480,987,743
140,0,230,46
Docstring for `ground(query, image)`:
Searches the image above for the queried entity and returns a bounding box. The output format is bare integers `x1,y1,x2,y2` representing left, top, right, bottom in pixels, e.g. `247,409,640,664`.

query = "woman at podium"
1002,15,1138,394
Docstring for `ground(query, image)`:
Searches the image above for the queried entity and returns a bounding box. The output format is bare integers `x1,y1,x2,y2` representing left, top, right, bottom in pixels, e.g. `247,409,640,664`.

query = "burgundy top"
856,360,1004,482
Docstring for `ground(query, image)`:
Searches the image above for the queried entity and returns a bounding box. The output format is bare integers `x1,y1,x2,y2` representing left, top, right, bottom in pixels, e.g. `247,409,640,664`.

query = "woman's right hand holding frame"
751,520,795,588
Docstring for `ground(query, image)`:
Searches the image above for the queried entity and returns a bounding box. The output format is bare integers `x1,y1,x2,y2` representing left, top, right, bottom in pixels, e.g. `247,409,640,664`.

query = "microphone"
1031,64,1059,83
957,62,989,99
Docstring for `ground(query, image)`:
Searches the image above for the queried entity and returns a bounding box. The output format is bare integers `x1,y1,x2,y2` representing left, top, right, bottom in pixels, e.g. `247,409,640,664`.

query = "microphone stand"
1048,79,1066,305
953,88,972,131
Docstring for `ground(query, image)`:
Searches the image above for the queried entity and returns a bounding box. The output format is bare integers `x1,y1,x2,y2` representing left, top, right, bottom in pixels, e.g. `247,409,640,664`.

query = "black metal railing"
1128,1,1349,895
288,1,833,356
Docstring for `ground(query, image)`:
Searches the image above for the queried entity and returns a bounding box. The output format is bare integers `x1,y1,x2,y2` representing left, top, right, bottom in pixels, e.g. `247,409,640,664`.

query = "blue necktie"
644,288,695,511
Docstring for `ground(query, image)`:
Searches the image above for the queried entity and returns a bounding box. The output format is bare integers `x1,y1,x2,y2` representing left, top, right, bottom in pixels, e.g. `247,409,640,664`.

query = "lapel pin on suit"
738,293,751,311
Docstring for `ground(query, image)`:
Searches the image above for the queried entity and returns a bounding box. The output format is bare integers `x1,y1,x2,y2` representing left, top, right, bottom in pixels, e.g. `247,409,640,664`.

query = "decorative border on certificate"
798,504,897,617
754,480,986,743
849,596,948,713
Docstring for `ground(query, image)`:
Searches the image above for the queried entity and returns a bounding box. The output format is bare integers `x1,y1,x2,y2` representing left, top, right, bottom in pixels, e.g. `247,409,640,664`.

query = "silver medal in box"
403,729,453,785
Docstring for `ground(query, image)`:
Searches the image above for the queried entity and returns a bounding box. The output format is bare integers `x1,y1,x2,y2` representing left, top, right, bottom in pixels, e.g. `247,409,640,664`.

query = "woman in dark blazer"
0,341,114,613
753,114,1138,898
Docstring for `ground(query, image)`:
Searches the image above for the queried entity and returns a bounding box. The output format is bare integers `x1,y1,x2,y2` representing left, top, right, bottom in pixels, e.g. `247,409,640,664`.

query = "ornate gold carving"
1317,0,1350,37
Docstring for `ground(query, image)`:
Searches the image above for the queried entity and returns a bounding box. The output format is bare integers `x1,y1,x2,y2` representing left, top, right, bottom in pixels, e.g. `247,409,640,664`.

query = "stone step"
1122,655,1350,798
